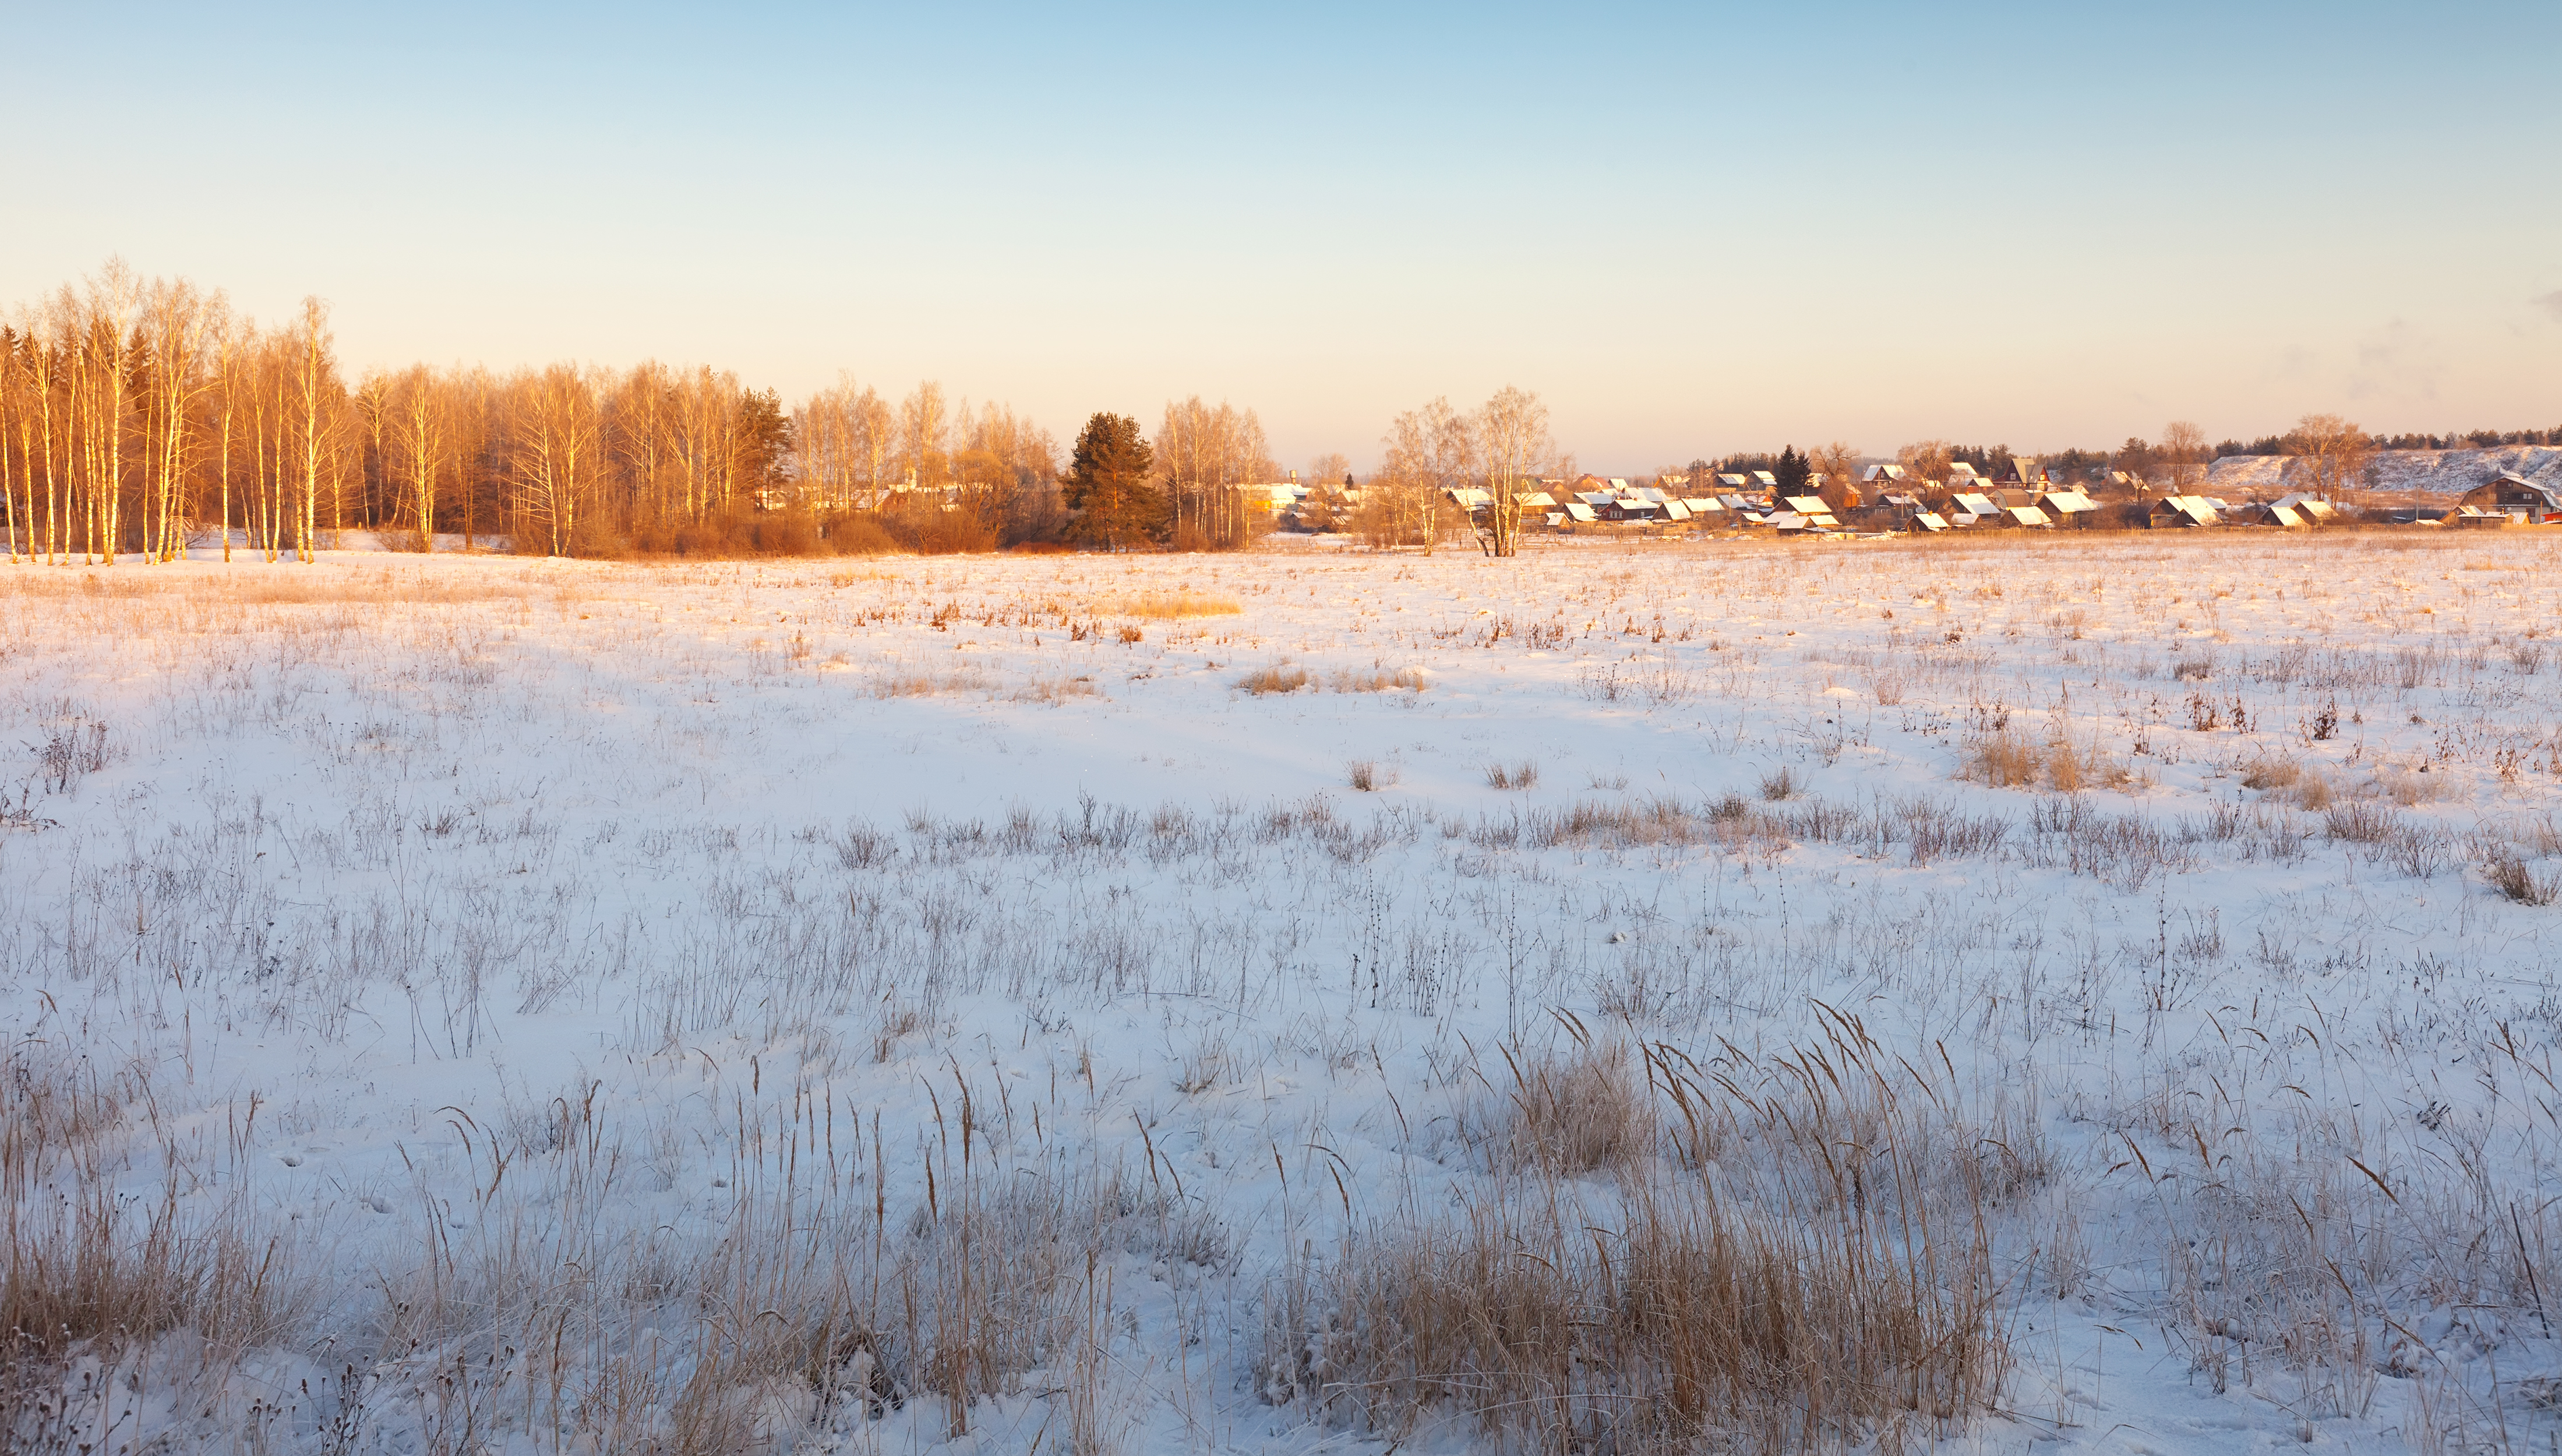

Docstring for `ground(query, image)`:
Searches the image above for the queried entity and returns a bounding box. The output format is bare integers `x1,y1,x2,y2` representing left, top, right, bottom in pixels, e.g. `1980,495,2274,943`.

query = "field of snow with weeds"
5,531,2562,1455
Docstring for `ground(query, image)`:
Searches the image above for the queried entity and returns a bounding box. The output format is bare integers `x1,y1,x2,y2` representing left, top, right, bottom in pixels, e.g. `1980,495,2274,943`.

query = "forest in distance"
5,261,2559,566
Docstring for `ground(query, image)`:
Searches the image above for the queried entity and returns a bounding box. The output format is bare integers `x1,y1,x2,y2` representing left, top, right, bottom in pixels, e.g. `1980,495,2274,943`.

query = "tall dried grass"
1103,590,1242,619
1264,1013,2015,1452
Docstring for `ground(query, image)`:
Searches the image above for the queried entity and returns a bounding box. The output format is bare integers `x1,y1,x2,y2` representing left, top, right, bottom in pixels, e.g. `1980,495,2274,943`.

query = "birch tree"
511,364,601,556
1475,386,1550,557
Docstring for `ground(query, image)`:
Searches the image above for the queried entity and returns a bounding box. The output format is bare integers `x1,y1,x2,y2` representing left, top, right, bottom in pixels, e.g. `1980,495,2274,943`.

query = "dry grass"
1490,1030,1648,1176
2483,849,2561,905
1009,674,1102,704
1102,590,1242,619
1962,723,2129,793
0,563,528,607
1236,662,1311,695
867,666,994,698
2,1045,299,1420
1484,760,1540,790
1328,666,1428,692
1264,1019,2014,1453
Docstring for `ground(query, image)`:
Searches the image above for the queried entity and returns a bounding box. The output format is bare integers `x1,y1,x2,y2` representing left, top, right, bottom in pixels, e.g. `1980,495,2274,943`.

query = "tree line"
0,263,1312,562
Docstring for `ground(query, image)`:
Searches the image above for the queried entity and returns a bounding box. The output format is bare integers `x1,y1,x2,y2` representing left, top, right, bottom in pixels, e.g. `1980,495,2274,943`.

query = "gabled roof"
1910,512,1949,532
1750,471,1779,487
2471,472,2562,510
1862,462,1908,482
1718,473,1749,488
1660,500,1692,521
1952,492,1999,517
1518,491,1557,510
1784,494,1830,514
1563,502,1600,522
2007,505,2053,527
1684,497,1725,513
2039,490,2097,513
1946,462,1981,480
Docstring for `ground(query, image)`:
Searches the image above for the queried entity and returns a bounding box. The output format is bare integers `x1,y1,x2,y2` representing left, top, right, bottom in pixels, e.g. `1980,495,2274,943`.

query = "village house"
1781,494,1842,529
2229,501,2308,528
2037,488,2099,525
1949,492,2001,524
2457,472,2562,523
2148,494,2221,528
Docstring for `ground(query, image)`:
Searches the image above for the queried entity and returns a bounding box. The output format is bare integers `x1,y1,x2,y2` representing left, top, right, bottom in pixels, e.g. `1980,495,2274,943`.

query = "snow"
2208,444,2562,497
5,532,2561,1453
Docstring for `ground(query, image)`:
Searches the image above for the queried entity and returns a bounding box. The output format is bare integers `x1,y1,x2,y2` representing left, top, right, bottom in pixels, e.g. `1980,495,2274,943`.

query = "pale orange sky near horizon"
7,3,2556,471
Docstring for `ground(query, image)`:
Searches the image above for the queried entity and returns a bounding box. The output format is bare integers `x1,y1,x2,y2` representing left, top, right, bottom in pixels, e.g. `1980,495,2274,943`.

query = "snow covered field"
6,532,2562,1455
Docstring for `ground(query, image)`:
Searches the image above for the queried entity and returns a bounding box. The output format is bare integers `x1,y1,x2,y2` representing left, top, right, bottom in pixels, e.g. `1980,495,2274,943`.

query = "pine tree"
1776,445,1810,493
1062,412,1161,550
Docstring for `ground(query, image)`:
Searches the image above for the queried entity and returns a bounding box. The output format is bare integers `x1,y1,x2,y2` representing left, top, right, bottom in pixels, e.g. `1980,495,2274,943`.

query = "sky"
6,1,2557,472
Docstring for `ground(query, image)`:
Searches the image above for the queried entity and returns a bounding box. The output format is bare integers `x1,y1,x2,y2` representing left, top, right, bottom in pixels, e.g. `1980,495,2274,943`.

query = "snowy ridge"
2207,444,2562,496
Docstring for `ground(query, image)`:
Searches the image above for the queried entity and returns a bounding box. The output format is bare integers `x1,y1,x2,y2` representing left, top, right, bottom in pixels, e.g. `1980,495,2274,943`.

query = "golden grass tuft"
867,666,993,699
1010,674,1102,705
1963,723,2129,792
1103,590,1242,619
1329,666,1428,692
1236,662,1311,695
1492,1031,1649,1177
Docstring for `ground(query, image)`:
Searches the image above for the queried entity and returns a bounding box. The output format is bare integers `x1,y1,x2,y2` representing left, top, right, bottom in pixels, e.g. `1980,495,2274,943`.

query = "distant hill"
2207,445,2562,496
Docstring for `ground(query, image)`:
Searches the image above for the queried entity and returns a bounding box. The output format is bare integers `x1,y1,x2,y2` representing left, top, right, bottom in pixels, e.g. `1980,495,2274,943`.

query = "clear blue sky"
8,2,2556,471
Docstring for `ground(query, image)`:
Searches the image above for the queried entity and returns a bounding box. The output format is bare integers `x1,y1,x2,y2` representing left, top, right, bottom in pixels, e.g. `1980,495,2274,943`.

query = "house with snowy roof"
2148,495,2220,528
2458,473,2562,522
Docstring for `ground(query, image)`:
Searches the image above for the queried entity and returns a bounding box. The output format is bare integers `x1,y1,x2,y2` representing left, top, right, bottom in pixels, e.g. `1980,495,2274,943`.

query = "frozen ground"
5,532,2561,1454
